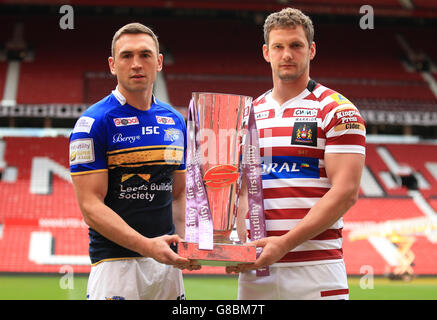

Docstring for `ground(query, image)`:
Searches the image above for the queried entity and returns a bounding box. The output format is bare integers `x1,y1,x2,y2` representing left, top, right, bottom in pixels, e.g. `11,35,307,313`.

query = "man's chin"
278,74,299,82
124,83,149,92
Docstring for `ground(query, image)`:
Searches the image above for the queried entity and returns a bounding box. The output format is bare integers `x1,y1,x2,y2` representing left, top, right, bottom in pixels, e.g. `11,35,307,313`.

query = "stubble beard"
277,63,308,82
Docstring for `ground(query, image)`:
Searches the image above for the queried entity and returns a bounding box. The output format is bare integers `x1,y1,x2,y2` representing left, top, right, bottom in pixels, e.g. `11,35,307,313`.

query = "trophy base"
178,241,256,267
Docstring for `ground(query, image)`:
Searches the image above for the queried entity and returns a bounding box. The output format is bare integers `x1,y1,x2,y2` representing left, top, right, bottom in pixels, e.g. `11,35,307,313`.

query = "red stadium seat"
1,10,437,276
343,197,437,275
1,137,437,275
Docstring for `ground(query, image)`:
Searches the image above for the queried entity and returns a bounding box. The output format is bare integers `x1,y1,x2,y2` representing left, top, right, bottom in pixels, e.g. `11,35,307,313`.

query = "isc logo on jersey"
114,117,139,127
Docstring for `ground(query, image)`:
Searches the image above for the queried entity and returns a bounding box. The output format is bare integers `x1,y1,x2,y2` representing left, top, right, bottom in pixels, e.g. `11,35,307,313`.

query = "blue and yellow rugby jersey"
69,88,186,264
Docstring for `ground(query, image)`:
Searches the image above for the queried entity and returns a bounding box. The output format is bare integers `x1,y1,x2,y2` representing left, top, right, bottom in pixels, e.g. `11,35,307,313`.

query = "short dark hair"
111,22,159,57
264,8,314,46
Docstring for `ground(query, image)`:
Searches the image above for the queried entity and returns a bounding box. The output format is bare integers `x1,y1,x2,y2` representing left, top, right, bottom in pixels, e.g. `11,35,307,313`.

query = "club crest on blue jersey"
164,128,183,142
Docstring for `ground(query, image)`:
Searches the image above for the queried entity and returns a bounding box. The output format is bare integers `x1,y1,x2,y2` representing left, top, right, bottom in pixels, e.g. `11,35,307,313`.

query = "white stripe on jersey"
325,145,366,154
260,136,326,149
292,238,343,252
256,117,296,129
262,177,331,189
255,115,322,129
264,197,320,210
246,218,343,232
311,84,327,98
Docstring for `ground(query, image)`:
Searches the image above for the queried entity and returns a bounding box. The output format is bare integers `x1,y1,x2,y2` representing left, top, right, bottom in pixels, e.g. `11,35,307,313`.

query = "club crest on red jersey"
291,122,317,147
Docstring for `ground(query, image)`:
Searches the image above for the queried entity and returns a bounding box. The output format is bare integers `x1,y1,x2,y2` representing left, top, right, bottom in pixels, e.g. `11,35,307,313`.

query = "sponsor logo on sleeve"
69,138,95,165
334,122,365,131
334,107,365,131
255,111,270,120
72,116,95,134
330,93,352,106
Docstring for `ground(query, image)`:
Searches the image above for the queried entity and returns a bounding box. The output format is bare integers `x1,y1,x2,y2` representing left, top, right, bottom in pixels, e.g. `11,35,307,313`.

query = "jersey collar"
112,86,158,107
112,86,127,106
268,79,318,108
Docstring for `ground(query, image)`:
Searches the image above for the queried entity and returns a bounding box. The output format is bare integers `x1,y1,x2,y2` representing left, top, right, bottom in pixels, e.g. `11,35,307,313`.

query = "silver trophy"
179,92,257,266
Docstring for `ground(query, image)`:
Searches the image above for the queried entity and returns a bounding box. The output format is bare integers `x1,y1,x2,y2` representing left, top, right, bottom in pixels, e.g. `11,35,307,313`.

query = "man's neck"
118,85,153,111
271,74,310,106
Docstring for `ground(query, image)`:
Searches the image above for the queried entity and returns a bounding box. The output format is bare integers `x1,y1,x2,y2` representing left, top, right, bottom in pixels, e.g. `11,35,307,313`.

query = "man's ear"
157,53,163,72
108,56,116,76
262,44,270,63
309,42,316,61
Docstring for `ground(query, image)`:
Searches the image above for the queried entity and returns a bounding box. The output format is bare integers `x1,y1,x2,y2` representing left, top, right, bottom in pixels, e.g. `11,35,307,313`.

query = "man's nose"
131,55,142,69
283,47,293,60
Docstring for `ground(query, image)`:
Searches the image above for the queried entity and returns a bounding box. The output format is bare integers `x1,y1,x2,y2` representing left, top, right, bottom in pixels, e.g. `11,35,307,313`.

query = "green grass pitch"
0,275,436,300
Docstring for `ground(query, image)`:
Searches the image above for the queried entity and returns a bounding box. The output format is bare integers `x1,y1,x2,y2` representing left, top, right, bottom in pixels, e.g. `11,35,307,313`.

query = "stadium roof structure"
1,0,437,18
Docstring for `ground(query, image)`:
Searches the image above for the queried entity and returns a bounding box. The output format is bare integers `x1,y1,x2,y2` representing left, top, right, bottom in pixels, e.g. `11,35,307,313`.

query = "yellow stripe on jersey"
70,169,108,176
107,146,184,168
121,173,151,182
107,145,184,155
334,122,365,132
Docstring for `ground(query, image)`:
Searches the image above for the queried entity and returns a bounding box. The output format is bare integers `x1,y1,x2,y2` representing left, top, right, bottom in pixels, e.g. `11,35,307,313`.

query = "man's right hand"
144,234,201,271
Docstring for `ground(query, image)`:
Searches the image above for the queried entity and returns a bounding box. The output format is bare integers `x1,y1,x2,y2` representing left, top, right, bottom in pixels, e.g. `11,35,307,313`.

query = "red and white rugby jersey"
247,79,366,267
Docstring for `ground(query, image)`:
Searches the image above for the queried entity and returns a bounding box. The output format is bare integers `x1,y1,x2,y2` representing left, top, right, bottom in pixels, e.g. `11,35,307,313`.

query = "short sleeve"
176,115,187,172
322,93,366,155
69,115,108,175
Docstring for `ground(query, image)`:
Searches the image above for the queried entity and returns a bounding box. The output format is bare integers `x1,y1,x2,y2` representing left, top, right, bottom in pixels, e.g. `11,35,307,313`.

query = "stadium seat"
0,137,436,275
1,9,437,276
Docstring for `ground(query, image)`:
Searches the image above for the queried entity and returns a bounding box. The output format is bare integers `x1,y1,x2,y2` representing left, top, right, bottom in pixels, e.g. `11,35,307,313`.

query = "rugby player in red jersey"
228,8,366,300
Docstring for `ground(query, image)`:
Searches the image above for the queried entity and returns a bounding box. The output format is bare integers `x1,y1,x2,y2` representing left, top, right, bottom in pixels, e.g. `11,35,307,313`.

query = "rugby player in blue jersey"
70,23,199,300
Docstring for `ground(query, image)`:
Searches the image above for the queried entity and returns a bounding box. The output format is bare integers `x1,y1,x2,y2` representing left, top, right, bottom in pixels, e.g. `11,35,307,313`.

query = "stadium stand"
384,143,437,198
3,12,434,107
414,0,437,10
344,197,436,271
0,2,436,277
13,15,113,104
361,143,407,197
0,136,90,273
362,143,437,198
0,136,437,275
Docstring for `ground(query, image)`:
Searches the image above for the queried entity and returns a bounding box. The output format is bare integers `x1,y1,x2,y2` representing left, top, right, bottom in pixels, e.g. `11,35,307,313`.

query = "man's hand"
249,236,290,270
226,236,289,274
143,234,200,270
